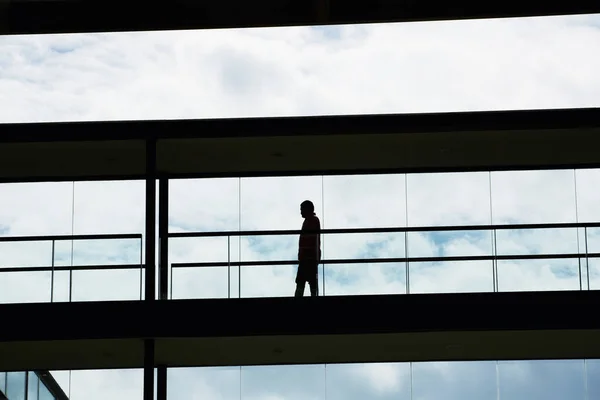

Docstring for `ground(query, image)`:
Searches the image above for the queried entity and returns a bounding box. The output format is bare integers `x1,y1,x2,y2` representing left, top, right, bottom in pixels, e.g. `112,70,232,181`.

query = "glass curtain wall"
168,168,600,299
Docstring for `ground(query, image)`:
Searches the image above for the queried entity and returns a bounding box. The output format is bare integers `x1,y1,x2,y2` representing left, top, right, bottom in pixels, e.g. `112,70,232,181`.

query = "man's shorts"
296,260,318,284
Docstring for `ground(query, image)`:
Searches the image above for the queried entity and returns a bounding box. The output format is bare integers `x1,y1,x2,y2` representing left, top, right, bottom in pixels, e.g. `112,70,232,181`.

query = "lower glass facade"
0,372,63,400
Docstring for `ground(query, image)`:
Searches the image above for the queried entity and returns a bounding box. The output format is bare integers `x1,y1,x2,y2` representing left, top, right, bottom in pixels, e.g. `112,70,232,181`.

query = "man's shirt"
299,214,321,261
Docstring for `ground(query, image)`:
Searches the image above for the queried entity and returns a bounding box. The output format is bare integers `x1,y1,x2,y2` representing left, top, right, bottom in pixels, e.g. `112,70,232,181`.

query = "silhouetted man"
295,200,321,297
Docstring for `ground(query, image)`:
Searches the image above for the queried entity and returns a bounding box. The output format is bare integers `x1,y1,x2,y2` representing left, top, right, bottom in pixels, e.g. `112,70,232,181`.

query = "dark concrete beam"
0,108,599,182
0,291,599,371
2,0,600,36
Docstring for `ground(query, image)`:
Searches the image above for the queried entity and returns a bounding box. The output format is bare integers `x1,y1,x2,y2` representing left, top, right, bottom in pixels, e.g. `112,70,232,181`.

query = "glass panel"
38,383,54,400
0,182,73,236
497,259,581,292
412,361,496,399
407,230,492,258
491,170,577,224
71,269,142,301
574,169,600,223
72,180,145,234
241,365,325,400
6,372,25,400
498,360,585,400
323,174,406,229
68,369,143,400
169,178,240,233
406,172,491,227
325,363,410,400
168,367,240,400
0,242,52,269
588,360,600,399
28,372,39,400
0,372,5,394
240,234,297,263
171,266,230,299
325,232,406,260
495,228,579,256
324,262,406,296
240,264,296,298
588,258,600,290
70,239,142,267
0,271,52,304
240,176,323,230
409,260,494,294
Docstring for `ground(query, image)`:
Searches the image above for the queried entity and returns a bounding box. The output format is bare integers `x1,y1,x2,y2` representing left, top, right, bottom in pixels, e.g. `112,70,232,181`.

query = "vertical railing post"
227,235,231,299
139,237,143,301
50,240,55,303
492,229,498,292
158,177,169,301
585,227,590,291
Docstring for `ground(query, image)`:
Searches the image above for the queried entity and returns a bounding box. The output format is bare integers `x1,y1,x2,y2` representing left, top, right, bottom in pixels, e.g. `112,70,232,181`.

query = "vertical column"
144,138,157,400
158,177,169,301
145,138,157,303
157,177,169,400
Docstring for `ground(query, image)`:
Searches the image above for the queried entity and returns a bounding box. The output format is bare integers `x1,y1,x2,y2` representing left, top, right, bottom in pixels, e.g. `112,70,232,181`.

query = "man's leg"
309,273,319,297
295,281,305,297
309,279,319,296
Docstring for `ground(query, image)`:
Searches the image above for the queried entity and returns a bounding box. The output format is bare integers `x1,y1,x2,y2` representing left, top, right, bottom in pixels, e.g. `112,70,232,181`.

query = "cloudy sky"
1,11,600,400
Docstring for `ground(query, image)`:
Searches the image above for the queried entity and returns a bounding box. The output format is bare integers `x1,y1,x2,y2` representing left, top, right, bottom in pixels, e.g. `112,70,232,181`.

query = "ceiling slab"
0,108,599,182
2,0,600,36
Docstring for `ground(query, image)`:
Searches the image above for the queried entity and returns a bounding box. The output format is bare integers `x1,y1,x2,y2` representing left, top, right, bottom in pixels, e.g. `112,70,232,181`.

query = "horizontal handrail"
0,264,143,273
168,221,600,239
171,252,600,269
0,233,142,243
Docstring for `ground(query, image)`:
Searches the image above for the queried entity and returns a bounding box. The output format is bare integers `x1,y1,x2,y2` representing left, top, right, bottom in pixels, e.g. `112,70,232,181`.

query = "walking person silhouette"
295,200,321,297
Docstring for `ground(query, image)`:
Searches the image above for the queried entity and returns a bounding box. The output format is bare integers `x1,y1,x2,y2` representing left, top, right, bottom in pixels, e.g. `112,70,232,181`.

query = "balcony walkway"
1,290,599,371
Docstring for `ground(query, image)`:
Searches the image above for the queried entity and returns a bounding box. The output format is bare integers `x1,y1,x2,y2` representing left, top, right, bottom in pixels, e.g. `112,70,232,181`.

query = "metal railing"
169,221,600,298
0,233,143,302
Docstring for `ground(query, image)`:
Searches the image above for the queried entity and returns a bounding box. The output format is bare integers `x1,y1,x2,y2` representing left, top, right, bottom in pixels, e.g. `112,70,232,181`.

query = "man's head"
300,200,315,218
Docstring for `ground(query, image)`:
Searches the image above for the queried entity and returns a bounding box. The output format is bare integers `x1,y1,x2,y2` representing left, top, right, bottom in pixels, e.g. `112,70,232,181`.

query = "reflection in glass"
325,232,406,260
497,259,581,292
28,372,39,400
72,180,145,235
241,365,325,400
413,361,496,400
574,169,600,223
499,360,585,400
325,363,410,400
240,264,296,298
409,260,494,294
169,178,240,233
495,228,578,256
168,367,239,400
0,182,74,236
171,266,229,299
6,372,25,400
491,169,576,224
324,263,406,296
167,360,599,400
323,174,407,229
407,230,492,258
38,383,54,400
0,271,52,304
587,360,600,399
0,371,5,394
407,172,491,227
241,176,323,231
71,269,142,302
239,235,297,263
